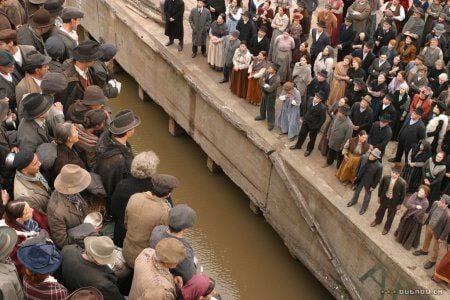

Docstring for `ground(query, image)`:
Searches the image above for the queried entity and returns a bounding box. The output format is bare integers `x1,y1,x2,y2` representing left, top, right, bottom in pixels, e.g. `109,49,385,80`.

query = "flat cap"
61,7,84,20
0,49,14,67
45,36,65,59
0,29,17,42
99,43,117,62
41,72,69,94
169,204,197,231
13,150,34,170
151,174,179,197
155,238,186,265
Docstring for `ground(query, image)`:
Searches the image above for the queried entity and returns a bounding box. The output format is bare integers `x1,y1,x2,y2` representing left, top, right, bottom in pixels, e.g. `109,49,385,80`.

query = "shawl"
210,21,229,37
426,157,446,179
251,58,268,72
404,192,429,222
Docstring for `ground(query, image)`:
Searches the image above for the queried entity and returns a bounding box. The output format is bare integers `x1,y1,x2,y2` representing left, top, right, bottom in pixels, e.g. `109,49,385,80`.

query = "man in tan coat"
316,4,337,40
347,0,371,35
123,191,170,268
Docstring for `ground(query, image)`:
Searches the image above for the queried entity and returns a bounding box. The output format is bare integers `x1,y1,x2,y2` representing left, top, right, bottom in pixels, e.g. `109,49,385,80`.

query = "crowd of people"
0,0,222,299
164,0,450,288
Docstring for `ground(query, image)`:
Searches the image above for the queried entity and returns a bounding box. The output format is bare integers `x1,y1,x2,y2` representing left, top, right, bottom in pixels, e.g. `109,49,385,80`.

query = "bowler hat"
169,204,197,232
108,109,141,135
151,174,179,197
54,164,91,194
45,36,65,59
67,287,103,300
82,85,107,106
0,49,15,67
434,23,446,33
155,238,186,265
318,21,326,28
61,7,84,20
84,236,116,265
22,93,53,120
441,194,450,205
361,95,372,104
41,72,69,94
44,0,64,17
0,29,17,42
317,69,328,78
370,148,382,159
73,40,102,62
13,150,35,170
413,107,424,116
315,90,326,101
379,114,391,122
22,50,52,72
0,226,17,260
29,9,54,28
17,242,62,274
99,43,117,62
434,100,447,113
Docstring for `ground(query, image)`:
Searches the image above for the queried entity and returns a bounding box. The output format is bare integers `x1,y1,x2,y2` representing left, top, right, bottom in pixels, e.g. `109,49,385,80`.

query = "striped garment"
23,276,68,300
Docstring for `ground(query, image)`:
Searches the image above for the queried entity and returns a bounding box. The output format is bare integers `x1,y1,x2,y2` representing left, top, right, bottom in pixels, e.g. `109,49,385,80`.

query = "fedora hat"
0,29,17,43
67,287,103,300
82,86,107,106
22,50,52,72
17,242,62,274
73,40,102,62
317,69,328,79
434,23,446,33
108,109,141,135
361,95,372,104
84,236,116,265
22,93,53,120
155,238,186,265
370,148,382,159
29,8,54,28
44,0,64,17
0,226,17,260
54,164,91,194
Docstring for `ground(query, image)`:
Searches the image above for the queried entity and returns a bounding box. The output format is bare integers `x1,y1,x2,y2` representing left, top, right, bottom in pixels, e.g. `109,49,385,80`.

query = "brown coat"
317,11,337,39
46,190,89,249
13,172,51,213
347,0,370,34
123,192,170,268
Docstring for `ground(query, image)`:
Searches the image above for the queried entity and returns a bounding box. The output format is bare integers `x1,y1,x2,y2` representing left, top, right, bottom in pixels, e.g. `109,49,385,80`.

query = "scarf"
63,193,82,211
17,218,40,232
426,158,446,179
16,171,51,192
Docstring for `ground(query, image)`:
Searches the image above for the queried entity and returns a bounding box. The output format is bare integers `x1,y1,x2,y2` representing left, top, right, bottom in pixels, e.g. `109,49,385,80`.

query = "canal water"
109,72,332,300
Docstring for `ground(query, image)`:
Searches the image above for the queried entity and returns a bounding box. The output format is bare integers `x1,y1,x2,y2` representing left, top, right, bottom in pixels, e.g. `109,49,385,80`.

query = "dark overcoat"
188,7,211,46
164,0,185,40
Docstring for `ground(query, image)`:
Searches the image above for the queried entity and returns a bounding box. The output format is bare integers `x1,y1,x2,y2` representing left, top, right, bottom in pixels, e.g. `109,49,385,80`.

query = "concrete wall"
68,1,445,298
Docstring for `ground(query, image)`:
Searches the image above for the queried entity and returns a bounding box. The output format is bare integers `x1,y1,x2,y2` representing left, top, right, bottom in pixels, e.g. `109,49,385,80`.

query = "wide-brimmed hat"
155,238,186,265
0,29,17,42
73,40,102,62
434,100,446,113
84,236,116,265
44,0,63,17
22,93,53,120
17,242,62,274
370,148,382,159
54,164,91,194
0,49,14,67
169,204,197,232
0,226,17,260
22,50,52,72
434,23,446,34
361,95,372,104
108,109,141,135
67,287,103,300
82,86,107,106
29,8,54,28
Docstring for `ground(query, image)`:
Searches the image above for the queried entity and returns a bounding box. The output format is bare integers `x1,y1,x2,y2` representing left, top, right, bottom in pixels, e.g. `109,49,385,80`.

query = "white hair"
130,151,160,179
439,73,448,81
399,82,409,92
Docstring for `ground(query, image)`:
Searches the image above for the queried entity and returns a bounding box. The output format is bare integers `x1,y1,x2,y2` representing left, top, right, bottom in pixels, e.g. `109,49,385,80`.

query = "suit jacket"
260,73,280,100
374,27,396,50
338,24,356,56
368,121,392,153
14,172,51,213
188,7,212,46
17,119,52,152
236,19,257,44
349,102,374,132
310,29,330,59
398,115,426,150
0,72,20,111
249,35,269,56
368,59,391,82
378,175,407,206
375,103,397,123
304,101,326,130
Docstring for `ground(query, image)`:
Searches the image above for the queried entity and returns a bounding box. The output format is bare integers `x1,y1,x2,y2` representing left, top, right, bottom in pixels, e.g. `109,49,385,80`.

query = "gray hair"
399,82,409,92
439,73,448,81
130,151,160,179
54,122,73,144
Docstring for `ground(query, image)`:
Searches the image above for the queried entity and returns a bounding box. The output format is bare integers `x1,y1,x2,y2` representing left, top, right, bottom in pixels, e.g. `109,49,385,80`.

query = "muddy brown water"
110,72,333,300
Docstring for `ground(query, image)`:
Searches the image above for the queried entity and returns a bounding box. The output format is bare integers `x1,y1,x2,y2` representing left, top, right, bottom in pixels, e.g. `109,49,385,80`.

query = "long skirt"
328,79,347,106
268,29,283,61
402,165,423,194
230,68,249,98
336,153,361,183
434,250,450,285
272,50,291,83
246,77,262,105
331,13,342,46
278,100,300,139
395,214,423,250
207,40,224,68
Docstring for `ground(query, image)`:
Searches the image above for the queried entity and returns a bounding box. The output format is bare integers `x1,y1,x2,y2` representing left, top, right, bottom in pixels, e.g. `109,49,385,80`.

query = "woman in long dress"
336,130,370,185
230,41,252,98
267,6,289,60
422,151,447,208
292,55,312,99
272,31,295,82
246,51,268,105
208,13,229,71
395,185,430,250
313,45,334,83
328,0,343,46
328,55,352,106
226,0,243,33
402,140,432,194
278,82,301,140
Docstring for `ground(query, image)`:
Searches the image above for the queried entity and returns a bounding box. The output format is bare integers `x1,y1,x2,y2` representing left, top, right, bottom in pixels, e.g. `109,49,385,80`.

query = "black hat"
41,72,68,94
379,114,391,122
315,91,326,101
44,0,63,17
151,174,180,197
82,85,107,106
22,93,53,120
22,50,52,72
73,40,103,62
434,100,447,113
99,43,117,62
0,49,14,67
413,107,424,116
317,69,328,78
29,8,54,28
108,109,141,134
12,150,35,170
169,204,197,231
45,36,65,59
318,21,326,28
269,62,280,71
365,40,375,49
61,7,84,20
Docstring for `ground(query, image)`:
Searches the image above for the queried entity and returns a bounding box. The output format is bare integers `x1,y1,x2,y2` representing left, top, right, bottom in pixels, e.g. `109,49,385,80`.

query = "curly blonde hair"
130,151,160,179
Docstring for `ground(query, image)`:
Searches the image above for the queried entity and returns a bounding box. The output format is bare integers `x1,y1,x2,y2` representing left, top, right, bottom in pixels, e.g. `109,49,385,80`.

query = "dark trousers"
350,183,373,210
326,148,343,168
393,141,411,162
294,123,319,152
192,45,206,54
260,94,275,127
223,64,231,81
375,196,397,231
168,37,183,45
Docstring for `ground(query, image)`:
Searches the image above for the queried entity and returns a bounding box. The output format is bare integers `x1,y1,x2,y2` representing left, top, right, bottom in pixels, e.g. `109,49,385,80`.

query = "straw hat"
54,164,91,194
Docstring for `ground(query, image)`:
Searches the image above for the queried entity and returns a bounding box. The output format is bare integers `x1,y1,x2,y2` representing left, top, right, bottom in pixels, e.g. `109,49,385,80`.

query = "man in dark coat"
90,43,119,99
248,26,270,56
389,108,426,162
96,110,140,215
345,78,367,106
51,7,84,61
290,90,327,156
300,0,319,15
310,21,330,69
371,164,407,234
236,11,257,45
304,70,329,116
337,17,356,61
207,0,226,21
348,148,383,215
373,18,396,54
351,41,376,77
367,52,391,83
188,0,212,58
368,114,393,156
255,63,280,131
0,49,20,112
164,0,185,52
349,95,374,134
17,8,53,55
374,93,397,122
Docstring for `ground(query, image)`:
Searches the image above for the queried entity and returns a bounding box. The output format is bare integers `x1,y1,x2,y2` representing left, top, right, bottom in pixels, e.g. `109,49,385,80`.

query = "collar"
13,48,22,66
32,76,42,87
74,64,88,80
34,118,46,127
60,26,79,44
0,72,12,82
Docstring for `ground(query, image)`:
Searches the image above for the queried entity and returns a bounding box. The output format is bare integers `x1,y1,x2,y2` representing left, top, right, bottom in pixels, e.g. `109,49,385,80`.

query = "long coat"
61,60,93,115
398,115,426,154
17,119,52,152
378,175,407,207
46,191,89,249
164,0,185,40
51,28,77,61
0,261,24,300
355,154,383,188
337,23,356,60
310,29,330,61
368,121,393,154
347,0,371,34
13,172,51,213
327,115,353,151
188,7,211,46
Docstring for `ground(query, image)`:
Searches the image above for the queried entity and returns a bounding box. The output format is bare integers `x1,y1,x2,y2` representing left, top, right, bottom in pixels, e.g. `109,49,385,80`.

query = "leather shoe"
413,250,428,256
347,201,356,207
268,125,274,131
388,158,400,163
370,221,379,227
254,116,264,121
178,44,183,51
424,261,436,269
359,208,367,215
290,145,300,150
192,53,197,58
202,52,207,57
219,79,229,84
381,229,389,235
304,150,311,157
165,40,174,46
